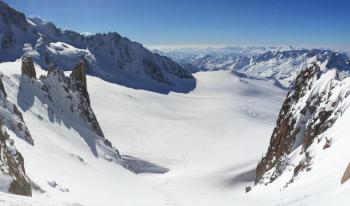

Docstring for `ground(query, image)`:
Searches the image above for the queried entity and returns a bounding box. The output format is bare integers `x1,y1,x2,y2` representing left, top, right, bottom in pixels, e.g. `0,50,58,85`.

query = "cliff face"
0,124,31,196
0,78,31,196
21,60,126,165
21,56,36,79
41,63,104,138
255,63,350,186
0,73,33,145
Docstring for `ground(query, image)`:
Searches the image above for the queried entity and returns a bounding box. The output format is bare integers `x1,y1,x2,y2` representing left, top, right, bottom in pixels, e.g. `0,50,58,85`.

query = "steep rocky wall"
0,78,31,196
255,63,345,184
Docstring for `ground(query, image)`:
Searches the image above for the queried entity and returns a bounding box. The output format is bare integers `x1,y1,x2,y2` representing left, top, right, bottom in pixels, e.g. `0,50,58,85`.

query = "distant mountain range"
0,1,195,93
154,46,350,88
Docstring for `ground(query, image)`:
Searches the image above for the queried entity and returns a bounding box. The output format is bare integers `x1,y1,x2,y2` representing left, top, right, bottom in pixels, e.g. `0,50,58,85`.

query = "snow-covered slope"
0,76,31,196
0,59,172,205
0,57,288,206
0,1,194,93
1,59,350,206
250,61,350,205
2,1,350,205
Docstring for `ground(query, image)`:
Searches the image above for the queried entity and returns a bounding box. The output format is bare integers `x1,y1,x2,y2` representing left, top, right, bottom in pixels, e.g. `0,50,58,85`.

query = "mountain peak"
0,1,195,93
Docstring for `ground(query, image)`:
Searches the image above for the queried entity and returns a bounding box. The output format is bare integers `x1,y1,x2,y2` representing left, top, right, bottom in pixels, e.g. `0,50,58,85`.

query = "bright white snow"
1,60,350,205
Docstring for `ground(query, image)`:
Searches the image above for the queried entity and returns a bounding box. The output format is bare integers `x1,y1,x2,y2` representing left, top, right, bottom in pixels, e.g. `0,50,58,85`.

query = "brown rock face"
0,122,32,196
341,163,350,184
255,63,339,184
21,56,36,79
70,61,87,87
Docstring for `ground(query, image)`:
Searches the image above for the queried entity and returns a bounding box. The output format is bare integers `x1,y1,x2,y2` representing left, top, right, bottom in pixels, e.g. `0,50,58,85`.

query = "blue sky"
5,0,350,47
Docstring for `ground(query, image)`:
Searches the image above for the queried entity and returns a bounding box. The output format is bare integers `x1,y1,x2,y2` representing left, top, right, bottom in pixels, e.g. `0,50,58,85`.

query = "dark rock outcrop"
21,56,36,79
341,163,350,184
41,65,103,137
0,75,33,145
70,61,87,87
0,79,31,196
0,123,31,196
0,75,6,98
255,63,341,184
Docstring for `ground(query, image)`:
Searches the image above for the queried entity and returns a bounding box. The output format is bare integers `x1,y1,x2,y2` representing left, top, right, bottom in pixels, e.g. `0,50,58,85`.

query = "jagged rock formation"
28,62,126,166
0,74,33,145
0,123,31,196
255,63,350,185
70,61,87,87
41,63,103,137
0,78,31,196
21,56,36,79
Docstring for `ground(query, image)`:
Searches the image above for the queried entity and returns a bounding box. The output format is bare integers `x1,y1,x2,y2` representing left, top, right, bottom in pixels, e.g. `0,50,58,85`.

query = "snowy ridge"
0,1,194,93
17,60,127,167
158,47,350,88
254,62,350,195
0,60,172,205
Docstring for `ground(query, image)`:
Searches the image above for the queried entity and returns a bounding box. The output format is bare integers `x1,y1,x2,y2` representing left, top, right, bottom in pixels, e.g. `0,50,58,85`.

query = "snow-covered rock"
0,77,31,196
255,62,350,189
0,1,194,93
0,73,33,145
18,61,126,167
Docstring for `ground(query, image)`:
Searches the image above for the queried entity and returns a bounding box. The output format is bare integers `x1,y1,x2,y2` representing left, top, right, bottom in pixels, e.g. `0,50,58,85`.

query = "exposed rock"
21,56,36,79
0,73,33,145
0,122,32,196
47,63,57,75
42,68,103,137
255,64,320,183
37,68,129,170
341,163,350,184
323,138,332,150
0,77,6,98
70,61,87,87
143,59,168,84
255,63,341,184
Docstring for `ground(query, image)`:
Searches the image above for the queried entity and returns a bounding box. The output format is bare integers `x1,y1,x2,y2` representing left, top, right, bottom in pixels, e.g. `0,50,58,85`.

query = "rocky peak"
41,66,103,137
70,61,87,87
255,64,321,183
38,67,129,169
21,56,36,79
255,63,348,186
